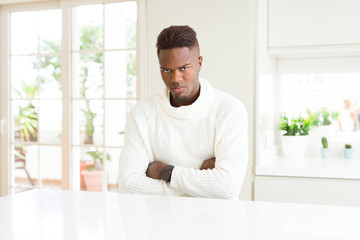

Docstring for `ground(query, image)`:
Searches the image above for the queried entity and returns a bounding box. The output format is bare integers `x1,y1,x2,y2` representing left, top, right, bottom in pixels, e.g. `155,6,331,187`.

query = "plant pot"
344,158,353,168
280,135,309,159
80,161,93,190
321,158,330,168
310,125,336,138
321,148,330,159
344,148,353,159
82,169,103,191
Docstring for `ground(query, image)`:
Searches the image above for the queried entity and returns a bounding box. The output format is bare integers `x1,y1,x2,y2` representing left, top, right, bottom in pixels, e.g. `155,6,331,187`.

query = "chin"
173,94,187,101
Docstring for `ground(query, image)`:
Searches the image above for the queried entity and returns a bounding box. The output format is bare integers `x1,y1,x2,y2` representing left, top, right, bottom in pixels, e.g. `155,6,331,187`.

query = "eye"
180,67,189,71
162,69,171,73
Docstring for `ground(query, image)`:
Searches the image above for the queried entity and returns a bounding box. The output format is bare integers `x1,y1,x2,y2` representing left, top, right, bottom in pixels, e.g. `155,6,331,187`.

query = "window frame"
0,0,144,196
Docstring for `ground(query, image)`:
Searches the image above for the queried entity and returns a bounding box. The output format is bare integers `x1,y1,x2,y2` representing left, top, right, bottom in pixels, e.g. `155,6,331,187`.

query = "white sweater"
118,78,248,199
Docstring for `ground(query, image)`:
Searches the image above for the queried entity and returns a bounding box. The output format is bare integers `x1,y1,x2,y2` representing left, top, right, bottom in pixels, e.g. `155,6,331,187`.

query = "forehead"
158,47,198,68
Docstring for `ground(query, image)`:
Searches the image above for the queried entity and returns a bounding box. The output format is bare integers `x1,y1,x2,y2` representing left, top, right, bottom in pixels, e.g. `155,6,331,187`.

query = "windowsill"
256,145,360,180
256,129,360,179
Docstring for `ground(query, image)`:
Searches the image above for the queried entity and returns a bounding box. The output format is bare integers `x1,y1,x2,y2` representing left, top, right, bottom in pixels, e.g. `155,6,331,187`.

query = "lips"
173,87,184,93
172,86,185,93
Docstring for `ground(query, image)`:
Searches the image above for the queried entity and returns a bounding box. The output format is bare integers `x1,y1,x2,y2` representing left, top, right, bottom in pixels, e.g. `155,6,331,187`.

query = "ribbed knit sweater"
119,78,248,199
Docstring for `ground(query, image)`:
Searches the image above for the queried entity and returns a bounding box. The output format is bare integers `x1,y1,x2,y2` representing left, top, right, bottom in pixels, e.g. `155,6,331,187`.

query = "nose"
171,70,182,83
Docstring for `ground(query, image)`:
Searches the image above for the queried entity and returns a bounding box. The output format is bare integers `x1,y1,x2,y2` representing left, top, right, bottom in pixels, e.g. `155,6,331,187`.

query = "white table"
1,189,360,240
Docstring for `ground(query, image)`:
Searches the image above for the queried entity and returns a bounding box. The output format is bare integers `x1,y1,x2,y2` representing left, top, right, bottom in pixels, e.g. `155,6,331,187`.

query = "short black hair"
156,25,199,55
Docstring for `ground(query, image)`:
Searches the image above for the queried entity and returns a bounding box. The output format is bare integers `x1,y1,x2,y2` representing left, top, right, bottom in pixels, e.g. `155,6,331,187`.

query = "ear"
198,56,203,72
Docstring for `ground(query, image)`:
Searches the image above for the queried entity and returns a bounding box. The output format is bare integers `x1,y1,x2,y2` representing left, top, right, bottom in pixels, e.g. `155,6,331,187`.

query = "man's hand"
146,161,168,179
200,157,216,170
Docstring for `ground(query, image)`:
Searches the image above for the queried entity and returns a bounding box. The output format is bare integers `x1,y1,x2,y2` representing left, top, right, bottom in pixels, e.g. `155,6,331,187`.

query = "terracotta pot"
82,169,103,191
80,161,93,190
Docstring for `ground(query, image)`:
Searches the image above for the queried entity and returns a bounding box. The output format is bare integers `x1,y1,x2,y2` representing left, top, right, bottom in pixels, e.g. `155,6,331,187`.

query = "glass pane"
10,9,62,193
105,100,135,146
40,146,62,188
104,2,137,49
12,144,39,187
11,11,38,55
39,55,62,99
104,51,136,98
72,52,103,98
72,100,103,146
72,4,103,51
12,100,39,143
11,56,38,100
39,100,62,144
39,10,62,54
75,147,104,191
280,73,360,131
106,148,120,192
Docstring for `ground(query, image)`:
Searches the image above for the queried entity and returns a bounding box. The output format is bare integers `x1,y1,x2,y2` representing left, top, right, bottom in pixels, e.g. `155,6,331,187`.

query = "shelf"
256,154,360,180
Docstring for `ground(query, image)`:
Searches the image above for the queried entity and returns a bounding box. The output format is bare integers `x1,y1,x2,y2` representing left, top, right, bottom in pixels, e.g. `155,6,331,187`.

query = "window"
1,0,137,194
256,0,360,179
71,2,137,191
256,56,360,178
10,9,63,191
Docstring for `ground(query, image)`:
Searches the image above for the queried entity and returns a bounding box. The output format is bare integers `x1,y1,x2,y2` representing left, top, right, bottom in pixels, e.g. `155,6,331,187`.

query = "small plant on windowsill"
344,144,353,159
278,113,310,159
307,107,339,127
321,137,330,159
279,114,310,136
81,149,111,191
307,107,339,138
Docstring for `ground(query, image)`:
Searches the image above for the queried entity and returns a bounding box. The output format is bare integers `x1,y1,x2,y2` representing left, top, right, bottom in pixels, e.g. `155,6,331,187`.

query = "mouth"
172,87,185,93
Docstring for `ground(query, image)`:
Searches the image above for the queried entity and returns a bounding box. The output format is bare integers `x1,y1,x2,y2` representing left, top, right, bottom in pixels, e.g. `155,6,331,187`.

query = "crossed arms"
145,158,216,180
118,105,248,199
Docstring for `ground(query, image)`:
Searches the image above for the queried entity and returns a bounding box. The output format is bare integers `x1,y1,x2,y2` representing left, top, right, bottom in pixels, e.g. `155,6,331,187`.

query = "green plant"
279,114,310,136
321,137,328,149
307,108,339,127
345,144,352,149
14,104,38,141
306,108,320,126
14,80,39,142
14,82,38,99
79,24,103,144
85,149,111,170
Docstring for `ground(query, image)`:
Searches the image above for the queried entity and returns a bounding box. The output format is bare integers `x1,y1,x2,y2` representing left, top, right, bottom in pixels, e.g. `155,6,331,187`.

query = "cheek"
161,74,170,84
184,71,196,83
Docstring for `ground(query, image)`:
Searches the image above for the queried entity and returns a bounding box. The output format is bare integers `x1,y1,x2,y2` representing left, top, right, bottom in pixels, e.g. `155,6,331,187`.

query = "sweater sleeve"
118,110,183,196
169,102,248,199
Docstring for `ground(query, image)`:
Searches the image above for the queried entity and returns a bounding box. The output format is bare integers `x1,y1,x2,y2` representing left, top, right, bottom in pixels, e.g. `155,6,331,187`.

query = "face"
158,47,203,107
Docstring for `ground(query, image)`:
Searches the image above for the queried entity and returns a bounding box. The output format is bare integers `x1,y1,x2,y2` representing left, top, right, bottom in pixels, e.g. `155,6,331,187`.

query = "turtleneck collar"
156,78,215,121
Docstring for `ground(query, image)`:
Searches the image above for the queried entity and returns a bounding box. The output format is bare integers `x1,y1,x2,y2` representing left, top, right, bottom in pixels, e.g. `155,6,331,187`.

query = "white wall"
144,0,255,200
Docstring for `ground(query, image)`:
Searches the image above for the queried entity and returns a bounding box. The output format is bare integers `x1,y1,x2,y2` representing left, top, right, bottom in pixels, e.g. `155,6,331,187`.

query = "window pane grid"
71,2,136,192
9,9,62,192
4,1,137,194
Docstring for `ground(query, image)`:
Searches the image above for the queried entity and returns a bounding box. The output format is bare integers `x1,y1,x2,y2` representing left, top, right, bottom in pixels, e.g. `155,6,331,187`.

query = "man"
119,25,248,199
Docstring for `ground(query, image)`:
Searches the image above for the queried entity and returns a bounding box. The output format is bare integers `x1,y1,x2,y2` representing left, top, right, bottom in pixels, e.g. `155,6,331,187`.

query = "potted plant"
307,107,339,137
79,25,102,145
321,137,330,159
14,81,39,142
279,113,310,158
80,159,93,190
344,144,353,159
81,149,111,191
13,83,39,186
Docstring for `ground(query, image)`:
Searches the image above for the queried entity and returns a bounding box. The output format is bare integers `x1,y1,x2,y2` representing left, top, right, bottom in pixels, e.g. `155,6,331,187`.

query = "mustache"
171,83,185,88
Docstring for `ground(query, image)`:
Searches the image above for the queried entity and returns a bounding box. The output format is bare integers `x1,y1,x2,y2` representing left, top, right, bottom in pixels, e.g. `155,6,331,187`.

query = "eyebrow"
160,63,191,71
